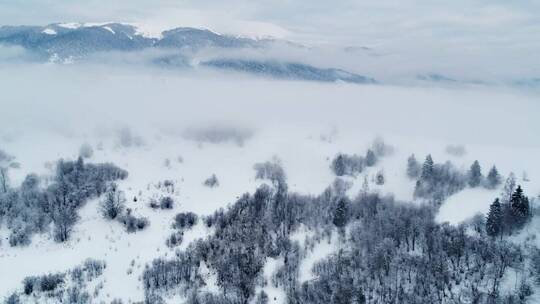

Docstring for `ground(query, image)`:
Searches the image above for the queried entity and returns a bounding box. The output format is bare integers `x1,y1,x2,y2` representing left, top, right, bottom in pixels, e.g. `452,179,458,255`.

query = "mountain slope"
0,23,263,60
201,59,376,83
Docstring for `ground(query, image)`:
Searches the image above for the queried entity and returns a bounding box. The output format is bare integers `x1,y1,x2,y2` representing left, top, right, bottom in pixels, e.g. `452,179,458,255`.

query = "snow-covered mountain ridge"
0,22,380,84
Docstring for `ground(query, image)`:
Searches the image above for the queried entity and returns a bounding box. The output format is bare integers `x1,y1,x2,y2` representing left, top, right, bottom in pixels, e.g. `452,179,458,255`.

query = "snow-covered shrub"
79,143,94,159
160,196,174,209
165,231,183,248
99,184,126,220
149,196,175,210
149,199,160,209
203,174,219,188
163,180,174,187
158,179,175,193
375,170,385,185
23,277,38,295
135,216,150,231
172,212,198,230
119,209,149,233
8,226,31,247
82,259,106,280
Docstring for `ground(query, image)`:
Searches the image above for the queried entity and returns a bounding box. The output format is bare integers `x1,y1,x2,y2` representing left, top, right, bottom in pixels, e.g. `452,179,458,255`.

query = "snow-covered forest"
1,1,540,303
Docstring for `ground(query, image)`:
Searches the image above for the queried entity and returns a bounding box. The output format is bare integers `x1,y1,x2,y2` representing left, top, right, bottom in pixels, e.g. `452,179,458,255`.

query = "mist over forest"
1,1,540,304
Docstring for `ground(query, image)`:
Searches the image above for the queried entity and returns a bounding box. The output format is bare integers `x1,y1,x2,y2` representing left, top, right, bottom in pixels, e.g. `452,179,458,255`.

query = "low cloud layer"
0,64,538,148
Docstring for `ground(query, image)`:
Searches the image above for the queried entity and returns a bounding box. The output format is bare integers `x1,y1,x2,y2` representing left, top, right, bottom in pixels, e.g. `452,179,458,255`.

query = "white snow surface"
102,26,115,34
42,28,57,35
56,22,82,29
0,65,539,301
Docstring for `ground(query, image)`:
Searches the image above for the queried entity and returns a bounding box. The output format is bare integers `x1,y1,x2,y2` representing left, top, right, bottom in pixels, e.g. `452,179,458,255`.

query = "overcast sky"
1,0,539,80
1,1,538,42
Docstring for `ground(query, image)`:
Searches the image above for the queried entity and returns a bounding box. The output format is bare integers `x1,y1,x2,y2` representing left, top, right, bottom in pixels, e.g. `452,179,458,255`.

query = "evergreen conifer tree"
468,160,482,187
406,154,420,179
510,185,530,228
332,154,346,176
365,149,377,167
486,166,501,189
420,154,434,181
333,198,349,228
486,198,502,238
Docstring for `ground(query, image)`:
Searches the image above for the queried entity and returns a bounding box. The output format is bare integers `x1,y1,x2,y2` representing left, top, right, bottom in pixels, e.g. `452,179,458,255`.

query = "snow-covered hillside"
0,64,539,303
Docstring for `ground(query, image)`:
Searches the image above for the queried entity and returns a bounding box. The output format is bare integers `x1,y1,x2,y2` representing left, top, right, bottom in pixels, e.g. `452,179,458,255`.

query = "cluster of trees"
254,158,286,186
330,138,393,177
7,259,106,304
173,212,198,230
118,208,149,233
150,196,175,210
98,184,150,233
486,177,532,238
143,162,300,303
166,212,199,248
0,157,127,245
142,158,536,304
408,154,502,203
330,153,366,177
